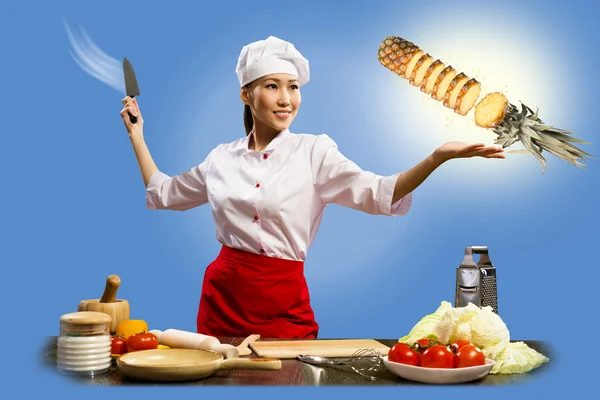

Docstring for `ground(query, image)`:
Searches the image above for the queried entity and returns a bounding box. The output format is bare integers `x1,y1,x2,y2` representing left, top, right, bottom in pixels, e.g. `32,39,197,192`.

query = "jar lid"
60,311,112,325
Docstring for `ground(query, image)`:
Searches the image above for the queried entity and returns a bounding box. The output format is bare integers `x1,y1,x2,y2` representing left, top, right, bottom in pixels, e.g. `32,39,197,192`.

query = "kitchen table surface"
41,337,553,386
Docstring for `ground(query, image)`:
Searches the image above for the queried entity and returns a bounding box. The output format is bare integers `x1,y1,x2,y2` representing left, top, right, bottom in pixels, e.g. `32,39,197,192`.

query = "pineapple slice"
409,54,435,87
403,50,424,79
474,92,508,128
454,78,481,116
443,73,469,109
475,92,593,170
431,66,457,101
378,37,419,78
420,59,445,94
393,47,420,77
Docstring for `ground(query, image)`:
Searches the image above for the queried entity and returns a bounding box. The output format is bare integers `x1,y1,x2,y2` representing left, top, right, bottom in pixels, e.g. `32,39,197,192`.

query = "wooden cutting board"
249,339,391,359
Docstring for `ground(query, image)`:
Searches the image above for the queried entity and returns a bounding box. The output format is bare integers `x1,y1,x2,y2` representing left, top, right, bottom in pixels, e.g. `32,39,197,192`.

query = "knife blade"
123,57,140,124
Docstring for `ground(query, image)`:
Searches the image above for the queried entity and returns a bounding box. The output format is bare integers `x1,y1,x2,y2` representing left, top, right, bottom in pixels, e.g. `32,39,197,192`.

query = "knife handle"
128,96,138,124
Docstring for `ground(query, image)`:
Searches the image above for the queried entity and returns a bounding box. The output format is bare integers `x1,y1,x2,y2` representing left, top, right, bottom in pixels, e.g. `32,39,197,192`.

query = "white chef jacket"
146,129,412,261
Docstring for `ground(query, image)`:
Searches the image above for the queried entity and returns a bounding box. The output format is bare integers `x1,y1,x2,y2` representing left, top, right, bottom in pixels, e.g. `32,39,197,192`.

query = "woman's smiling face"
242,73,301,135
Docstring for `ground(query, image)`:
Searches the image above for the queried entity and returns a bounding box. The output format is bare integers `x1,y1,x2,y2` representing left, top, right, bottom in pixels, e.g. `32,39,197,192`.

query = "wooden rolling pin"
149,329,259,358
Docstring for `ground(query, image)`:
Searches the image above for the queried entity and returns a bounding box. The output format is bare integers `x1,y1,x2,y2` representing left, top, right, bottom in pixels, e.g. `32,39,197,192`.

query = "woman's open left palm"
435,141,506,163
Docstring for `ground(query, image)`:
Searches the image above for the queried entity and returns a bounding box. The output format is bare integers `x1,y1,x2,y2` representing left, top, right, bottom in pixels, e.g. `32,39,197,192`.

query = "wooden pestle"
100,275,120,303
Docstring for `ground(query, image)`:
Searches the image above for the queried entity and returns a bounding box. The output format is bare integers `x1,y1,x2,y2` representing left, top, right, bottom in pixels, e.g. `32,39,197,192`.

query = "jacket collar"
243,128,291,153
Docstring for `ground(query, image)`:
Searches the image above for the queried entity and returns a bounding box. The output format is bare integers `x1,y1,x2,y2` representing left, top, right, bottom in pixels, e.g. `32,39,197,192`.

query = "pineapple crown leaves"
493,100,594,172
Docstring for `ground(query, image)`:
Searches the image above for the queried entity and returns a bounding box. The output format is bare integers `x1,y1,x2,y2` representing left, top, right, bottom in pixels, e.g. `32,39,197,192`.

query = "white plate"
383,356,495,384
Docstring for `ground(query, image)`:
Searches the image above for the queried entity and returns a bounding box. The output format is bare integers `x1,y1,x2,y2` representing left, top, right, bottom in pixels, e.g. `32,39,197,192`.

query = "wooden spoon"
100,275,121,303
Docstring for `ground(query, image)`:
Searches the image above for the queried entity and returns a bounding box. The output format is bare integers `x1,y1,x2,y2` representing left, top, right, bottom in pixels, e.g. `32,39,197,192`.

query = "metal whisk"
297,348,386,380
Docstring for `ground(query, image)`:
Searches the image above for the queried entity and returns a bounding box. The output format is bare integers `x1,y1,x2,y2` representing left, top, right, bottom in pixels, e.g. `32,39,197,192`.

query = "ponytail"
244,104,253,136
243,83,254,136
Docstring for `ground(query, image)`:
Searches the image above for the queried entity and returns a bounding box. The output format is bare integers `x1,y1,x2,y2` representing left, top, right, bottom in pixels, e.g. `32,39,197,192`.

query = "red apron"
196,245,319,339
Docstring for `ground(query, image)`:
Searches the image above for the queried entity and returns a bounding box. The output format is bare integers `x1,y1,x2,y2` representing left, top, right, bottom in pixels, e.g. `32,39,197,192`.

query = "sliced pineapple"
431,66,457,101
409,54,434,87
476,93,593,170
454,78,481,116
474,92,509,128
419,60,445,94
443,73,469,109
393,47,420,77
403,50,424,79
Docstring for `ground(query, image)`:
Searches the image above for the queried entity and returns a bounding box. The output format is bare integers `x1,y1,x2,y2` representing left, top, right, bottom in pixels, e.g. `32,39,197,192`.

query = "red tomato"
455,344,486,368
450,339,472,353
126,333,158,352
388,343,420,366
420,345,455,368
415,338,439,350
111,336,127,354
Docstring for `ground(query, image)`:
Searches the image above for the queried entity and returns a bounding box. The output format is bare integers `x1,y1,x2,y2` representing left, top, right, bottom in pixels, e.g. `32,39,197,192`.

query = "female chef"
120,36,505,339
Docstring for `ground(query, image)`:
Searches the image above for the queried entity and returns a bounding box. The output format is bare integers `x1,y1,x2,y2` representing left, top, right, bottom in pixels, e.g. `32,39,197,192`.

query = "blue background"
2,0,598,397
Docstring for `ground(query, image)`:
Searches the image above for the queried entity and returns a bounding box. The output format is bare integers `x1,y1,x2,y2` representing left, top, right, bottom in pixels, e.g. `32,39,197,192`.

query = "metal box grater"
455,246,498,314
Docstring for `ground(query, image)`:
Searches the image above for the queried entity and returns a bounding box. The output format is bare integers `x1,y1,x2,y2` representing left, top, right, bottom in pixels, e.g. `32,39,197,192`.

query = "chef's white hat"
236,36,310,87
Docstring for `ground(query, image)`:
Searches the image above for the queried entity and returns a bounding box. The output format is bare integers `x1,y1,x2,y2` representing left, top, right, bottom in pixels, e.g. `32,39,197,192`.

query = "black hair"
243,83,253,136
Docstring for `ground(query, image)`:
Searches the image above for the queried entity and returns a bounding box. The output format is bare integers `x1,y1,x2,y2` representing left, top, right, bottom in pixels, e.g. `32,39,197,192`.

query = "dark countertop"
41,337,553,386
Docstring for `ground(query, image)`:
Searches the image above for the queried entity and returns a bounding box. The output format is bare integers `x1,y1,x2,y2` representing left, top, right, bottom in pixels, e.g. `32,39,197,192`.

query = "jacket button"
260,248,265,254
263,154,269,160
256,183,260,188
254,215,259,221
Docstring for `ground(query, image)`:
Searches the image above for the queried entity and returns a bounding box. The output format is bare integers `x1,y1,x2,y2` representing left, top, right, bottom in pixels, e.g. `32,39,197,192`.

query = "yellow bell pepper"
116,319,148,339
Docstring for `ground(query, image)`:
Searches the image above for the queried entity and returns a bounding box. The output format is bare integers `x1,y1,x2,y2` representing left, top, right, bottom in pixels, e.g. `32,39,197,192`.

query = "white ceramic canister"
57,311,112,376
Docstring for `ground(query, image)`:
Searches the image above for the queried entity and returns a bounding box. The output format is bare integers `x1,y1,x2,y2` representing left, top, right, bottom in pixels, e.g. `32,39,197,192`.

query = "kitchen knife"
123,57,140,124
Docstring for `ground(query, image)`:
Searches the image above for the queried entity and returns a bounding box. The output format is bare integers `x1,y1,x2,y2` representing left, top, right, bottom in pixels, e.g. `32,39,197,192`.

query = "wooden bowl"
78,299,130,334
78,275,130,334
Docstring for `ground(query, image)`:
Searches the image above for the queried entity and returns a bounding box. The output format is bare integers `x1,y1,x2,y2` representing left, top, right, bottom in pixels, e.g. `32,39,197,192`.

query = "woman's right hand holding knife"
120,96,144,140
120,96,158,187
